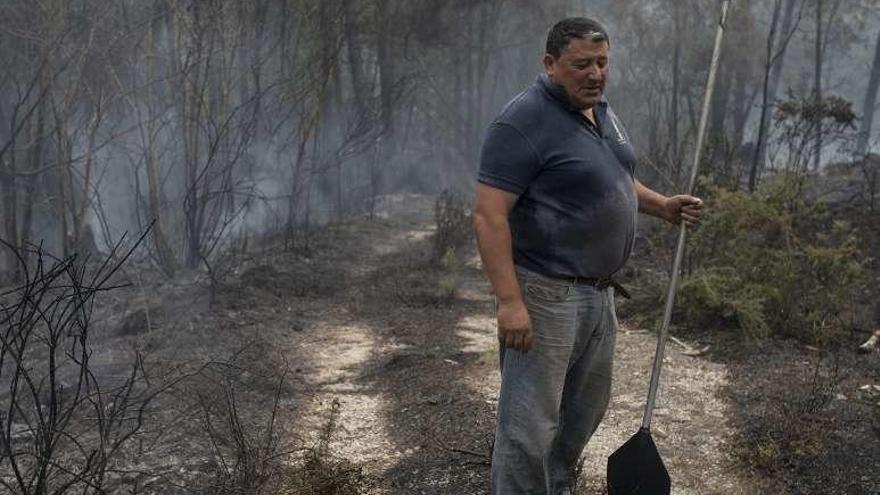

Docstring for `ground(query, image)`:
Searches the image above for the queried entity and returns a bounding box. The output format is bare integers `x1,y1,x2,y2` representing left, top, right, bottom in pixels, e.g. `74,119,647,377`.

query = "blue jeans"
491,265,618,494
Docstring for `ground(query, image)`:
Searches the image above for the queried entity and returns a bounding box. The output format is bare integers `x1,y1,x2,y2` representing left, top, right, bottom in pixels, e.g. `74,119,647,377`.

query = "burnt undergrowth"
0,228,379,495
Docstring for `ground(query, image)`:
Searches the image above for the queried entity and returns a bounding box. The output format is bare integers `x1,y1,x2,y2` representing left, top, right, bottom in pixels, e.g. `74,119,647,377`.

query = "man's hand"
497,298,534,352
635,180,703,226
663,195,703,226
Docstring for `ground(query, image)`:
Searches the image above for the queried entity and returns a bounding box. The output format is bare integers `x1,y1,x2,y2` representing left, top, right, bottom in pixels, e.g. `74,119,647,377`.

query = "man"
473,18,702,494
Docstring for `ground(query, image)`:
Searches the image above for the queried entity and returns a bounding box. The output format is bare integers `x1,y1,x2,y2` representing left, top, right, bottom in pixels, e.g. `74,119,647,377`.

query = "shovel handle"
641,0,731,430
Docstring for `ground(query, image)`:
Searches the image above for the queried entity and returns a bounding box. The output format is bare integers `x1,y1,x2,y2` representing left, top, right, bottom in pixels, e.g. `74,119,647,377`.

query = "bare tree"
813,0,824,171
750,0,802,192
856,28,880,157
811,0,844,171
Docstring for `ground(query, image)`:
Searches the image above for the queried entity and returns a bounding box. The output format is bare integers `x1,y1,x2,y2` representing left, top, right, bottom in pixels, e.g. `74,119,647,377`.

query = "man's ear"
543,53,556,76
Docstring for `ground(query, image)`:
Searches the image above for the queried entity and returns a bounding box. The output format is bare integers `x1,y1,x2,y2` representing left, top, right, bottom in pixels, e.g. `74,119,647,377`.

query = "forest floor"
89,193,880,494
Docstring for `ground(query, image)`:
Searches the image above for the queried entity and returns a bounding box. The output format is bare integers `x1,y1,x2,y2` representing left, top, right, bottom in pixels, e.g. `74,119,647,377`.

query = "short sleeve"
477,122,541,195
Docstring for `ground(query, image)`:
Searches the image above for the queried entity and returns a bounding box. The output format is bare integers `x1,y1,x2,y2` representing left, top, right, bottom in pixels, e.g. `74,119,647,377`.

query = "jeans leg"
546,288,617,494
491,271,578,495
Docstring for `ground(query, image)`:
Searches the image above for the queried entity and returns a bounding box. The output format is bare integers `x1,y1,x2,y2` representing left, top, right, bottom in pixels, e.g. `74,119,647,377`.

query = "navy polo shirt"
478,74,638,279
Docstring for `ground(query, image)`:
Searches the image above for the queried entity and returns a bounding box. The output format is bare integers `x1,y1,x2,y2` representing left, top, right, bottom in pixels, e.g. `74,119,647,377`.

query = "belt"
554,275,632,299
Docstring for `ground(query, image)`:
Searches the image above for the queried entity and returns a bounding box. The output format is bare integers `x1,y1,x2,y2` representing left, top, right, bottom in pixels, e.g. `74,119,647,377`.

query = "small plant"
737,356,843,475
752,433,782,471
193,356,378,495
195,360,292,494
283,399,379,495
438,247,464,300
433,189,471,260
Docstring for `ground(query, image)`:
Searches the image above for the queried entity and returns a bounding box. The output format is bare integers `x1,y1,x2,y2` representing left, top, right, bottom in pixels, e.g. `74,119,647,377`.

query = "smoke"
1,0,877,266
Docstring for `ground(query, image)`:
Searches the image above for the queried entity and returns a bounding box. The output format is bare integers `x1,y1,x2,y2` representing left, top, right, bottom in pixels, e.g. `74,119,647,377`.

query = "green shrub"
678,268,772,339
678,178,868,342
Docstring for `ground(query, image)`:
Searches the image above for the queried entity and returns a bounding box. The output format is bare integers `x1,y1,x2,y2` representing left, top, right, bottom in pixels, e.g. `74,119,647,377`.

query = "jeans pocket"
523,280,571,303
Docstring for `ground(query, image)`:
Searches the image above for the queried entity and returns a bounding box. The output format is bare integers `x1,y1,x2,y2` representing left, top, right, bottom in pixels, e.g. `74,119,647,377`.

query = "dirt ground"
89,194,879,494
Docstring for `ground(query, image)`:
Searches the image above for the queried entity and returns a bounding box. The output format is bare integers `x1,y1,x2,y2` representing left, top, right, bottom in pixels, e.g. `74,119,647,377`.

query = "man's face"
543,37,609,110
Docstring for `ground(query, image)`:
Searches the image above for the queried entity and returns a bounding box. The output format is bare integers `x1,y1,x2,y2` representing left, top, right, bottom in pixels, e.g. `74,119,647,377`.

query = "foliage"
776,94,857,128
678,268,773,338
678,178,868,342
772,93,858,172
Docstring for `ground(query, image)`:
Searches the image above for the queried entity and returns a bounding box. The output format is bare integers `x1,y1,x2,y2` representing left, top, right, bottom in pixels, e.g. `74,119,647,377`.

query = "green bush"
678,177,868,342
678,268,773,339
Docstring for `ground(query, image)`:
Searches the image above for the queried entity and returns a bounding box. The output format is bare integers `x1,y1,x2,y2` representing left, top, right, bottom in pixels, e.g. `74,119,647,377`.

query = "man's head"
543,17,610,110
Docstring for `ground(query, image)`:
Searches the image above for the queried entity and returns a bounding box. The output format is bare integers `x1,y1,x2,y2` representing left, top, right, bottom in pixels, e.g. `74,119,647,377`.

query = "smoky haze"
0,0,877,277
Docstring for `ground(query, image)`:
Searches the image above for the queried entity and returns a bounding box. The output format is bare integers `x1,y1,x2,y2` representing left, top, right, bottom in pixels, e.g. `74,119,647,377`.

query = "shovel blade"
607,428,670,495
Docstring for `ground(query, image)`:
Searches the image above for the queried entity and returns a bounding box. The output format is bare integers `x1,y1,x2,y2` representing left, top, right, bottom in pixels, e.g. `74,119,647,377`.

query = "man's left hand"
663,195,702,226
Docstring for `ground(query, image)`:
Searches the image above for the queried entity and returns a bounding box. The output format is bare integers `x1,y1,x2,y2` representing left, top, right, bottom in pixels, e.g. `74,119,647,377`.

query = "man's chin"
575,94,602,110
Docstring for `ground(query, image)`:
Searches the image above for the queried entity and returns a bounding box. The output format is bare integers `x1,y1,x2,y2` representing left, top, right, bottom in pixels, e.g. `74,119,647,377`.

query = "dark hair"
545,17,609,58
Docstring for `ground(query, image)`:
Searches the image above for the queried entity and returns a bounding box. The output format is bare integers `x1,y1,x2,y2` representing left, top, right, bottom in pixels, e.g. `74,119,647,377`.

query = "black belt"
554,275,631,299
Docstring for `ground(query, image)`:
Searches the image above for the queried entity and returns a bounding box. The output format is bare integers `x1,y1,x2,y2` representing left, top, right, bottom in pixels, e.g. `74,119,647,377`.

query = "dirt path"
280,195,767,494
109,192,878,494
27,194,876,494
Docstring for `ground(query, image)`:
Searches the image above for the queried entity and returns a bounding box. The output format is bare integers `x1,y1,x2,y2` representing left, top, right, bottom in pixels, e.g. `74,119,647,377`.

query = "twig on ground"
669,335,711,356
431,434,491,465
858,329,880,353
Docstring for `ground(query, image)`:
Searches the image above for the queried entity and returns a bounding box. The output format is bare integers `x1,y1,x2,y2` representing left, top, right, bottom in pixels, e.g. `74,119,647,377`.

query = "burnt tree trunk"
21,94,46,265
671,4,682,173
857,29,880,157
1,109,20,281
812,0,823,171
750,0,783,191
146,7,177,276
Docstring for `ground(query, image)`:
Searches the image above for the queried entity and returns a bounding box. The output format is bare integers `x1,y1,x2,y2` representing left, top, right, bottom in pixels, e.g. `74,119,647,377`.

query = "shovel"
607,2,731,494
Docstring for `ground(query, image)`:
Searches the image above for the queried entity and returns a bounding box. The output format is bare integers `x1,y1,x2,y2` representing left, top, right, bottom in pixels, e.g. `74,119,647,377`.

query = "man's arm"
473,183,534,352
635,179,703,225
